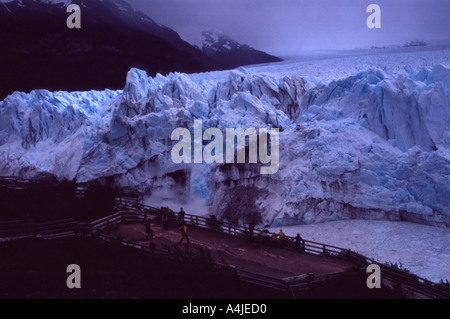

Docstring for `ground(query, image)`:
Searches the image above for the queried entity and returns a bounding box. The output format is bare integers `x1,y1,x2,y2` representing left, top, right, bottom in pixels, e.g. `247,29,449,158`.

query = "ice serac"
0,59,449,228
361,66,450,151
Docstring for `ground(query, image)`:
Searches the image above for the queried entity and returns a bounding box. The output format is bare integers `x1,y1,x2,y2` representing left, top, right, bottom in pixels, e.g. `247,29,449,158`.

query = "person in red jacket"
179,223,190,244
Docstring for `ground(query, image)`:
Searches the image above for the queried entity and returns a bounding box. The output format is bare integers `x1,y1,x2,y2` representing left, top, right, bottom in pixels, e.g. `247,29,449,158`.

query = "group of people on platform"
143,207,189,244
143,207,305,250
262,227,304,250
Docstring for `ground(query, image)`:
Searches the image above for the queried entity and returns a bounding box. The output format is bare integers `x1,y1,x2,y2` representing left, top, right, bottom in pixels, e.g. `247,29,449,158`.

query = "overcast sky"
128,0,450,55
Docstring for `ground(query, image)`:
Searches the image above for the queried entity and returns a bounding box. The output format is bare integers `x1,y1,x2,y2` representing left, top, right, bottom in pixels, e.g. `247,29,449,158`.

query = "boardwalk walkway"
102,217,355,280
1,175,449,299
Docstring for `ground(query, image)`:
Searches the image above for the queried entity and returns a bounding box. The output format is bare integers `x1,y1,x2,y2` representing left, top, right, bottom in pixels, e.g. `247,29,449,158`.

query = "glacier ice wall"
0,61,449,227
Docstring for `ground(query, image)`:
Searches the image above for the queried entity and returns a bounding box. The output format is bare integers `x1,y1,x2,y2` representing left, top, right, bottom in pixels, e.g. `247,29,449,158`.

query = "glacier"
0,48,449,228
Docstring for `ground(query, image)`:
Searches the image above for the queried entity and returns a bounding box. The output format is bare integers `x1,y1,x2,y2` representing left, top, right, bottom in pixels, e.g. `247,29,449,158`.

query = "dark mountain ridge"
0,0,282,100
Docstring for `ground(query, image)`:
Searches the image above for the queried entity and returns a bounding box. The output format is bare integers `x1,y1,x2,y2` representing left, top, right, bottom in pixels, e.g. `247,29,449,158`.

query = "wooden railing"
1,201,449,298
1,176,449,299
0,176,34,185
114,197,450,299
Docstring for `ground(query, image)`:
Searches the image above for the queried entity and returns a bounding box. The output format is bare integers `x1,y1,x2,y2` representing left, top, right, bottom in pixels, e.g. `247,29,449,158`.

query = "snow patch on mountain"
184,30,239,52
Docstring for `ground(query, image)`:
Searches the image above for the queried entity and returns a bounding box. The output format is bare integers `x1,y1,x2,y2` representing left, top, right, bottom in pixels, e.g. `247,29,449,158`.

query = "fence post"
323,244,327,254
